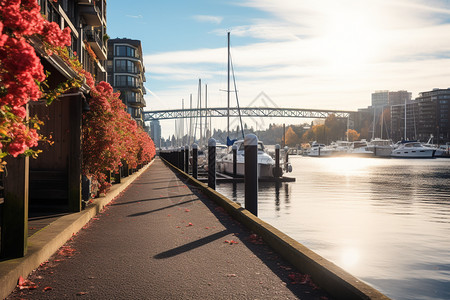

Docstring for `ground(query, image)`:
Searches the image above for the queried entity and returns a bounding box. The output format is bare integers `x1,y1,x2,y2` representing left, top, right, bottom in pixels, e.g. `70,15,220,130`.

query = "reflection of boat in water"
391,141,436,158
218,140,278,178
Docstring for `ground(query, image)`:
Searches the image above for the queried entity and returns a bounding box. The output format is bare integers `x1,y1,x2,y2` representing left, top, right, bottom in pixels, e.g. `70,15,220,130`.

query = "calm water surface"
216,156,450,300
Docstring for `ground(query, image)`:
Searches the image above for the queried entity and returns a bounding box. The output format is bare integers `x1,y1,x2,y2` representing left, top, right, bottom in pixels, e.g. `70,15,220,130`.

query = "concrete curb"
162,158,390,300
0,160,154,300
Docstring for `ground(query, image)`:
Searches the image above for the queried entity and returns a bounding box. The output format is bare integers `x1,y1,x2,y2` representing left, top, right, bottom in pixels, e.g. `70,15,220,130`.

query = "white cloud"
126,14,143,19
192,15,223,24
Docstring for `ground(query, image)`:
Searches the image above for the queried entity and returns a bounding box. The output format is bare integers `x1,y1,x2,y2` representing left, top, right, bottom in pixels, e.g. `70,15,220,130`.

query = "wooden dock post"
1,156,29,258
208,138,216,190
244,134,258,216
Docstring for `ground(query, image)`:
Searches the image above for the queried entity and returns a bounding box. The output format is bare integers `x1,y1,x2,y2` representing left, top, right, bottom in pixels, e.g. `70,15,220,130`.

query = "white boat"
218,140,277,178
422,136,448,157
307,142,335,157
347,140,374,157
436,143,450,157
329,140,351,155
368,138,395,157
391,141,436,158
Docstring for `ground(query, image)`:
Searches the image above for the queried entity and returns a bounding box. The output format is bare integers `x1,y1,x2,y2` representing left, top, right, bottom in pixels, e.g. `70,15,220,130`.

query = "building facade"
38,0,108,82
150,120,162,148
389,88,450,143
388,90,412,106
107,38,147,127
371,90,389,107
415,88,450,143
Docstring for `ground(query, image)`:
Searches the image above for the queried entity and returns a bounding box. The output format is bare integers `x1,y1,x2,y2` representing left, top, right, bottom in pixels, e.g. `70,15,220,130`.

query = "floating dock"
197,170,296,183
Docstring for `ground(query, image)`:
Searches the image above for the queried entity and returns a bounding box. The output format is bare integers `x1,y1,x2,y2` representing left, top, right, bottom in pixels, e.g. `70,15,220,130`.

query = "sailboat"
217,32,283,178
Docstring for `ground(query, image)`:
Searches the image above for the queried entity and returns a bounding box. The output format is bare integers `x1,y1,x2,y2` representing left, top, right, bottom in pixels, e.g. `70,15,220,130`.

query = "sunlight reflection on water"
216,156,450,300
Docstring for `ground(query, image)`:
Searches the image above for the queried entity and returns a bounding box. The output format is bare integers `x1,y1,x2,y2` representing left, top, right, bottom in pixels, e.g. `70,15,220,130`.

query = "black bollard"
232,144,237,177
208,138,216,189
192,143,198,179
185,145,189,173
244,134,258,216
274,144,282,178
179,147,184,170
284,146,292,172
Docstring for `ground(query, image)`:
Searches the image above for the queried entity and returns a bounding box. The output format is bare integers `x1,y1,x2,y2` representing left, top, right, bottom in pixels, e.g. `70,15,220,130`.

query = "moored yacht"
368,138,395,157
391,141,436,158
218,140,279,178
307,142,335,157
347,140,374,157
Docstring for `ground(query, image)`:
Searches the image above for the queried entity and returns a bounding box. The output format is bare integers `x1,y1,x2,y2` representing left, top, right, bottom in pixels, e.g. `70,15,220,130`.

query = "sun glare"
320,7,381,73
340,247,360,268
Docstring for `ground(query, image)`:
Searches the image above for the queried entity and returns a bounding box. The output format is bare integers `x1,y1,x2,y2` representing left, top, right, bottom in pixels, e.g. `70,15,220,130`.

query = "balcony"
79,3,102,27
127,95,146,108
84,29,107,60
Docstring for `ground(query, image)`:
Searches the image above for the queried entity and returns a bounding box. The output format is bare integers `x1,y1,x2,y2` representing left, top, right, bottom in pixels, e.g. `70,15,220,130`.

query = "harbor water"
216,156,450,300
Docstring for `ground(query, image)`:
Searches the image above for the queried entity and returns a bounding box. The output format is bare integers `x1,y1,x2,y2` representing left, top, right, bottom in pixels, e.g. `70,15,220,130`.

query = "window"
115,45,137,58
115,60,127,72
115,75,136,87
106,61,113,72
115,75,127,86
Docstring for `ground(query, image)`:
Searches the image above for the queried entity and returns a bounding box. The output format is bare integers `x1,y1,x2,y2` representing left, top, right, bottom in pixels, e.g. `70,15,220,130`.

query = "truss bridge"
143,107,356,121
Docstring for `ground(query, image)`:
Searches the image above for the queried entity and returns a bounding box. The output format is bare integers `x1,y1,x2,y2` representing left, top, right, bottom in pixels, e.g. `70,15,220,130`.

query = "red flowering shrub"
0,0,71,162
82,81,155,193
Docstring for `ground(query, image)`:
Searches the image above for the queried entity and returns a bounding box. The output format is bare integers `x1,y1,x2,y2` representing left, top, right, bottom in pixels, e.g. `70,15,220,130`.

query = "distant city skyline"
107,0,450,138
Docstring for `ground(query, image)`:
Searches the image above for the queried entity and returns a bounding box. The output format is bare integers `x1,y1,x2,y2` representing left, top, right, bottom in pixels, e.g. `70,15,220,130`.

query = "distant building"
415,88,450,143
388,90,412,106
150,120,161,148
107,38,147,127
371,90,412,107
389,88,450,143
371,90,389,107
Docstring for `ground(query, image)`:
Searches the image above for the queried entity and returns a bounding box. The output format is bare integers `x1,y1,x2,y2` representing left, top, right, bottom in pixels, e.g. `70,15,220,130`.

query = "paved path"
8,158,331,299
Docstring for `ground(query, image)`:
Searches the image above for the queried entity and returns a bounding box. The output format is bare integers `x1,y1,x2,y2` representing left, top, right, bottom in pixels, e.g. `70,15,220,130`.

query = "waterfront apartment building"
107,38,147,127
390,88,450,143
37,0,108,82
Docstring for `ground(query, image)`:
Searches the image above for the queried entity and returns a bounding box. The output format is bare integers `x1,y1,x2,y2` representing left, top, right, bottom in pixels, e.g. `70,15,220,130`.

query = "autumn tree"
284,127,299,146
346,129,360,142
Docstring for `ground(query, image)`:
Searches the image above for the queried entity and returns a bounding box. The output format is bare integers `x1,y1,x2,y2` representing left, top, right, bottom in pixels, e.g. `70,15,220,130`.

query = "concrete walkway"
6,158,332,299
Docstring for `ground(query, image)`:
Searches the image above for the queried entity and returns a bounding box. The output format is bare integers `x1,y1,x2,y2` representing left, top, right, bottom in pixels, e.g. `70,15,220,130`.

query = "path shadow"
154,230,229,259
112,193,194,206
127,199,199,217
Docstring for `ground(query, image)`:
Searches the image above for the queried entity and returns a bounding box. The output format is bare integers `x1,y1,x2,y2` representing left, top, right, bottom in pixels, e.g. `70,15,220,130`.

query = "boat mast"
404,99,407,140
205,84,208,140
227,31,230,138
372,107,376,140
199,78,202,146
188,94,192,145
380,106,384,140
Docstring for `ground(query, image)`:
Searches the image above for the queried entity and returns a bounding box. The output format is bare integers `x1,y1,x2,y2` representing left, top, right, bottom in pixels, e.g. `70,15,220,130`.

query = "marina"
216,155,450,300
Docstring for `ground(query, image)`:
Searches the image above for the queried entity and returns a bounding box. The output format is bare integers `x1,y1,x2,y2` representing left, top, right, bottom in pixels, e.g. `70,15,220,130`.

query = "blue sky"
107,0,450,138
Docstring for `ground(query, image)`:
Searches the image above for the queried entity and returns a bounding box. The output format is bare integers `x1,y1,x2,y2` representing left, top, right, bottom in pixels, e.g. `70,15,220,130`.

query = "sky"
107,0,450,139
